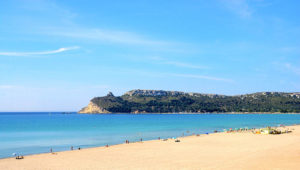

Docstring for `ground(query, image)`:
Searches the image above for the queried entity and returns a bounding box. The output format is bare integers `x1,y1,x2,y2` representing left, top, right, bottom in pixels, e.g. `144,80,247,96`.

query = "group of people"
13,153,24,160
70,146,80,150
16,155,24,159
49,146,81,153
125,138,144,143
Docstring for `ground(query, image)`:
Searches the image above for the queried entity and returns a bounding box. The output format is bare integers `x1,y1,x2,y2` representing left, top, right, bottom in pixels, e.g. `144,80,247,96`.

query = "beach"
1,125,300,170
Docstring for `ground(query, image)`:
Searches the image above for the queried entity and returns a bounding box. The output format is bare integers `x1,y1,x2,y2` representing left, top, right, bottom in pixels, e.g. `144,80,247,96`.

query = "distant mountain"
78,89,300,114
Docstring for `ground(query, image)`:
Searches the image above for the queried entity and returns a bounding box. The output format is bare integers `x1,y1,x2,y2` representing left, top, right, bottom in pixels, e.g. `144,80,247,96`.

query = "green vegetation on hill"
86,90,300,113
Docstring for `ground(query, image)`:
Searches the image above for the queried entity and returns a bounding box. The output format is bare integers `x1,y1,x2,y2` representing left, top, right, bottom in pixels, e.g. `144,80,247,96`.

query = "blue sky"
0,0,299,111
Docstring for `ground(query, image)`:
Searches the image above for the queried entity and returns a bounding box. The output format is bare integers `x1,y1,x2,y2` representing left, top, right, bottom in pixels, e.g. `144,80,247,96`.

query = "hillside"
78,90,300,114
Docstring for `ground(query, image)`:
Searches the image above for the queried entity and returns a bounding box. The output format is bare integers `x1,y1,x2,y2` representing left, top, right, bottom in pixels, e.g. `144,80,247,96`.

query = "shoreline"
1,124,300,169
1,112,300,114
79,112,300,114
1,123,299,160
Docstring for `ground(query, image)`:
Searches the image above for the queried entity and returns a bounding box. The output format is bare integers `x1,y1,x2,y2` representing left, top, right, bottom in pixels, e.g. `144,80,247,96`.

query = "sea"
1,112,300,159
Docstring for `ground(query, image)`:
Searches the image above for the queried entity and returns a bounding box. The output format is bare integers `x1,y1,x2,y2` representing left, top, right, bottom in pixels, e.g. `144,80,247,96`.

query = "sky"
0,0,299,111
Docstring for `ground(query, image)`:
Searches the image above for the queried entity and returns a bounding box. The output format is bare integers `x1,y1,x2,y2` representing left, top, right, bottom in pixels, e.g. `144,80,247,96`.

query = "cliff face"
78,101,110,114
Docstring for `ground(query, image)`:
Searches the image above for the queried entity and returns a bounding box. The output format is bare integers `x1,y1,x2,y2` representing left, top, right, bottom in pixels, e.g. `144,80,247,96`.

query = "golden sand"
1,125,300,170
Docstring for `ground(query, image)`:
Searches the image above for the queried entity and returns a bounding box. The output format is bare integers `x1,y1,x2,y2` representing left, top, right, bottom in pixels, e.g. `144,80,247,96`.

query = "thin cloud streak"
284,63,300,75
273,62,300,76
0,46,79,56
164,61,208,69
171,73,233,82
0,85,16,89
125,68,232,82
219,0,252,18
150,56,208,69
116,67,231,82
47,28,171,46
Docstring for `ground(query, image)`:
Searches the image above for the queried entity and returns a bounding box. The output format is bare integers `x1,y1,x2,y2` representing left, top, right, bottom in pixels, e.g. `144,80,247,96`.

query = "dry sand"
1,125,300,170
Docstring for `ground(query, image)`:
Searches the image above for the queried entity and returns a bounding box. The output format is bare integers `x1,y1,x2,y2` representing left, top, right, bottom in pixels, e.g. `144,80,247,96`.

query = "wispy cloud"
171,73,233,82
16,1,190,52
219,0,252,18
0,46,79,57
19,0,78,23
121,68,232,82
279,46,300,53
150,56,208,69
0,85,17,89
45,28,171,47
284,63,300,75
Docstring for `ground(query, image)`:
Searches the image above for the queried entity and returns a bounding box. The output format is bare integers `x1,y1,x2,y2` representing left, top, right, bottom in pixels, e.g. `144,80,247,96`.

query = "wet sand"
1,125,300,170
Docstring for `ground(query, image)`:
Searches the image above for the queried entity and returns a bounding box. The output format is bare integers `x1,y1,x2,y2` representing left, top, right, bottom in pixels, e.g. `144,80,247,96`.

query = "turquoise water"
1,112,300,158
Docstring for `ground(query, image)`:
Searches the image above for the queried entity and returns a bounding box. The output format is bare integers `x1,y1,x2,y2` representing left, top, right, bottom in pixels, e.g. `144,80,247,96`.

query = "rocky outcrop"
78,101,111,114
124,89,226,98
125,89,185,96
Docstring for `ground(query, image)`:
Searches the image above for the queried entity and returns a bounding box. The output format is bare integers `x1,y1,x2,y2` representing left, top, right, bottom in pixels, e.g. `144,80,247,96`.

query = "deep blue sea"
1,112,300,158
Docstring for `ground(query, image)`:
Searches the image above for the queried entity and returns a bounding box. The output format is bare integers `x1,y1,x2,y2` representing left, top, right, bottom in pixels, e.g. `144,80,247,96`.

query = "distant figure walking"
78,146,81,150
71,146,73,150
106,144,109,147
50,148,53,153
158,137,160,140
140,138,143,142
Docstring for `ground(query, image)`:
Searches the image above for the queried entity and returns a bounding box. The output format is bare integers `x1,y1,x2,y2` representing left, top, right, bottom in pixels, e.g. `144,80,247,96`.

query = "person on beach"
50,148,52,153
16,155,24,159
71,146,73,150
140,138,143,142
78,146,81,150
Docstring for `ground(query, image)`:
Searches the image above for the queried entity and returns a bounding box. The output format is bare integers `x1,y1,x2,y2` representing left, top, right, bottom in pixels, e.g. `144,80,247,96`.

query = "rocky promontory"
78,89,300,114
